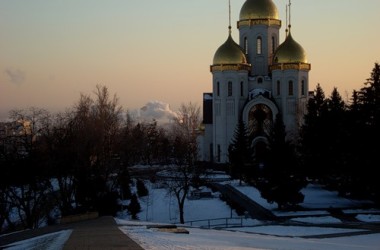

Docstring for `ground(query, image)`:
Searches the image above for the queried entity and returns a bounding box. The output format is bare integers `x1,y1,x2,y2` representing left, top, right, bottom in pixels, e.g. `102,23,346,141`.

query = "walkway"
0,216,144,250
210,183,278,221
63,216,143,249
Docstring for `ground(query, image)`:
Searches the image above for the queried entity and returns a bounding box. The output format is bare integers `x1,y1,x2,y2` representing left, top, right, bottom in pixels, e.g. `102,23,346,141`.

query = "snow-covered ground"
2,230,72,250
3,173,380,249
115,177,380,250
117,219,380,250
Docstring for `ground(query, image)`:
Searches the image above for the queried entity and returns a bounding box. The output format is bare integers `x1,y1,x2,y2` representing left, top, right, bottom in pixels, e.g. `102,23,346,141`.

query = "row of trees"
0,85,201,231
229,62,380,209
301,62,380,202
1,62,378,230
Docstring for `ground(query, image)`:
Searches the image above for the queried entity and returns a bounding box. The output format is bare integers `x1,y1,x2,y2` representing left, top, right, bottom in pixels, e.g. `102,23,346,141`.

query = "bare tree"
164,102,201,224
171,102,201,166
66,84,124,214
2,107,55,229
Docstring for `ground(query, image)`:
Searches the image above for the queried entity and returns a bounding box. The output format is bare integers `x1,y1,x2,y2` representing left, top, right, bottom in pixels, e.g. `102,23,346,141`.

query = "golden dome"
273,32,308,64
213,34,248,65
240,0,279,20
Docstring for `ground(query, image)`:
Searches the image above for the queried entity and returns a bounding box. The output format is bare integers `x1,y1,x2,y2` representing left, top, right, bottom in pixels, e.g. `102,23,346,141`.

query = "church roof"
212,33,248,65
239,0,279,20
273,31,308,64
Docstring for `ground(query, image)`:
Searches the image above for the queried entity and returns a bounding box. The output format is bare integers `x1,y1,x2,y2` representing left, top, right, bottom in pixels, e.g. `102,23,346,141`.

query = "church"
198,0,311,163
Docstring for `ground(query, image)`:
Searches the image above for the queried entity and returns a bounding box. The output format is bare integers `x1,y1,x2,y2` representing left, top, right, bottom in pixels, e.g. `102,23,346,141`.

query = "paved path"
210,183,279,221
63,216,144,249
0,216,144,250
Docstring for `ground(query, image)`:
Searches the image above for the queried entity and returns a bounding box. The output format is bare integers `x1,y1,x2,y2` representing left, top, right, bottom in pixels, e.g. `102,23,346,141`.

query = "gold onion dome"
240,0,279,20
273,32,307,64
213,34,248,65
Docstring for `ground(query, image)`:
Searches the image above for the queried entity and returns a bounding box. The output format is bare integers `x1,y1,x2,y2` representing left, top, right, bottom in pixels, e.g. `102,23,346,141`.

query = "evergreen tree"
345,62,380,202
323,87,348,185
228,119,253,183
118,169,132,200
128,194,141,220
136,179,149,197
300,83,329,181
257,113,306,209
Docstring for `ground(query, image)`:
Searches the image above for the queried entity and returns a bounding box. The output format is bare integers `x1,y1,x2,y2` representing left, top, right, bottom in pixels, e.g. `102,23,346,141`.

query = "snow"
115,176,380,250
118,220,380,250
2,230,72,250
3,173,380,249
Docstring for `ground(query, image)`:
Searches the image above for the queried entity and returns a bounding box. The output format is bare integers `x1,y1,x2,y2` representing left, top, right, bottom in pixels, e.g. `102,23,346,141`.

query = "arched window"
288,80,293,96
248,104,273,137
256,36,262,55
301,80,305,95
271,36,276,54
240,81,244,96
277,80,281,95
217,81,220,96
228,81,232,96
244,37,248,54
217,144,221,162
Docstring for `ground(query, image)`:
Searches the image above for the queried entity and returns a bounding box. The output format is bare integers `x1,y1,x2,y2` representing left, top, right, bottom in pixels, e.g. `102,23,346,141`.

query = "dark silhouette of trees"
299,62,380,204
300,83,329,181
127,194,141,220
136,179,149,197
2,62,380,232
340,62,380,202
323,87,348,182
257,113,306,209
228,119,253,183
65,85,124,213
301,85,351,187
1,108,56,229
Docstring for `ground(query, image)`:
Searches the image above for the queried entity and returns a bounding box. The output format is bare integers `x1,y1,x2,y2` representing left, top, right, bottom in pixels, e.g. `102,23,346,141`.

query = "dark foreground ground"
0,216,144,250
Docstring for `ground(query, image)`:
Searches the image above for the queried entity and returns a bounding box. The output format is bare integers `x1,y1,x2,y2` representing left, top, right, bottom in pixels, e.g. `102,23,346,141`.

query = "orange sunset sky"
1,0,379,120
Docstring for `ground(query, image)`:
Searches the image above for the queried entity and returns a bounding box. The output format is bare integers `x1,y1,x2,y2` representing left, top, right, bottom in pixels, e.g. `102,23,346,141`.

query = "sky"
4,176,380,249
1,0,379,120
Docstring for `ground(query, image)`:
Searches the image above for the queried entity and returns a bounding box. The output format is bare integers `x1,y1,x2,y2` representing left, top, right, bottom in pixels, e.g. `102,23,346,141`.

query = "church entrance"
247,104,273,162
248,104,273,138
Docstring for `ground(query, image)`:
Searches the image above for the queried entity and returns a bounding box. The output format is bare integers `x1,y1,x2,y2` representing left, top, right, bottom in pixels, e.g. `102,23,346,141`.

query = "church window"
271,36,276,54
244,37,248,54
258,77,263,84
217,144,221,162
256,36,262,55
240,81,244,96
277,80,281,95
228,81,232,96
301,80,305,95
288,80,294,96
217,81,220,96
248,104,272,138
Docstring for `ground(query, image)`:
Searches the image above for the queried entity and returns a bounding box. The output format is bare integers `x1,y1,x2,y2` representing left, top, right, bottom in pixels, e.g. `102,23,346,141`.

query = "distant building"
198,0,311,163
0,119,32,157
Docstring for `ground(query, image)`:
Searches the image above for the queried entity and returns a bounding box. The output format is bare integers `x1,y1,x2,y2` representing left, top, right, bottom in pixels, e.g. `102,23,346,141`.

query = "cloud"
5,68,26,85
139,100,178,124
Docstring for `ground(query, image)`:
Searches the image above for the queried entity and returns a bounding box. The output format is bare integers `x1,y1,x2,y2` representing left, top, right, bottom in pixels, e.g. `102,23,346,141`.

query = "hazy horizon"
1,0,379,120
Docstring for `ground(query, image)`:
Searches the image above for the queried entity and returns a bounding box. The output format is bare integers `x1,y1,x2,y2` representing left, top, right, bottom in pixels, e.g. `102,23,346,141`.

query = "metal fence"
185,216,256,229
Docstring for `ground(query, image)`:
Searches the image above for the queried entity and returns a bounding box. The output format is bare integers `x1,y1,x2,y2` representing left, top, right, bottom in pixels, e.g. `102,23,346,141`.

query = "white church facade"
198,0,311,163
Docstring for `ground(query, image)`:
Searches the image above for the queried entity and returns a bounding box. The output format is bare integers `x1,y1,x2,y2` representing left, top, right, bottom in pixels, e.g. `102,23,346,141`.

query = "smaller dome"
213,34,247,65
273,32,307,64
240,0,279,20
